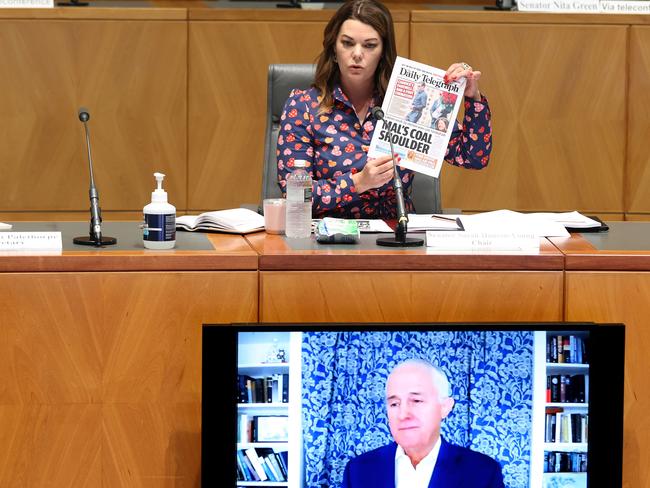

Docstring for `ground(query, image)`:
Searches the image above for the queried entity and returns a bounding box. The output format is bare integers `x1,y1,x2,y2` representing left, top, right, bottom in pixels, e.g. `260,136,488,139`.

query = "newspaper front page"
368,56,466,179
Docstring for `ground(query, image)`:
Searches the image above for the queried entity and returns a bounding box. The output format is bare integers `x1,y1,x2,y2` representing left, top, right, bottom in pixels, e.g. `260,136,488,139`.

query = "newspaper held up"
368,56,466,179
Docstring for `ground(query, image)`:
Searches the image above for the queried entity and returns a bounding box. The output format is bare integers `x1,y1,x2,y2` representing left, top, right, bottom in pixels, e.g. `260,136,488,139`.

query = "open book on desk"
176,208,265,234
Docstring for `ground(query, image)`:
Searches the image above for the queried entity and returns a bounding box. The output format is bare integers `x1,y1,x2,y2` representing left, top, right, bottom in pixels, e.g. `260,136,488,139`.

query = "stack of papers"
527,211,603,230
456,210,603,238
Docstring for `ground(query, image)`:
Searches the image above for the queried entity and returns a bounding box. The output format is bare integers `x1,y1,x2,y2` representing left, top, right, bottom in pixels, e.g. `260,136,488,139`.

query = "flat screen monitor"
202,322,624,488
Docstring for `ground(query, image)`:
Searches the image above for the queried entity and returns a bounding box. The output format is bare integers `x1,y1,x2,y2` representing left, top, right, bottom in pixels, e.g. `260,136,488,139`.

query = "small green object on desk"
315,218,360,244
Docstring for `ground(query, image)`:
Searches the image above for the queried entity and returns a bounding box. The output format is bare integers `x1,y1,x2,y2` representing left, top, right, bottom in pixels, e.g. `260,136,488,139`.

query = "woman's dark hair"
313,0,396,114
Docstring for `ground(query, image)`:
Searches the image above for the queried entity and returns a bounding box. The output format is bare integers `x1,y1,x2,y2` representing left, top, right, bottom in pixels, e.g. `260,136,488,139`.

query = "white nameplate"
0,232,62,251
517,0,650,13
425,231,539,252
600,0,650,12
0,0,53,7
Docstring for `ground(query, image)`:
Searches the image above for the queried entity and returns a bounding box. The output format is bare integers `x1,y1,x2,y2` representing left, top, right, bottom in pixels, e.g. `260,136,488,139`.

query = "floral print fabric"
277,85,492,219
301,330,533,488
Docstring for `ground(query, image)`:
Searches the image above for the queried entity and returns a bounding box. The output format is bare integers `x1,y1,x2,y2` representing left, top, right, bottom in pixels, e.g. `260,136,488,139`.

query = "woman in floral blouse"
277,0,491,219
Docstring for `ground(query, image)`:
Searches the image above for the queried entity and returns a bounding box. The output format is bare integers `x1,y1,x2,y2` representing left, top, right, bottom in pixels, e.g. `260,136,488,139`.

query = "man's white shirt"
394,437,442,488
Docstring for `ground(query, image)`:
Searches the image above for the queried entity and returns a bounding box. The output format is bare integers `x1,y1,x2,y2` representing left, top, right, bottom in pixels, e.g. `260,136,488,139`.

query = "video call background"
301,330,534,488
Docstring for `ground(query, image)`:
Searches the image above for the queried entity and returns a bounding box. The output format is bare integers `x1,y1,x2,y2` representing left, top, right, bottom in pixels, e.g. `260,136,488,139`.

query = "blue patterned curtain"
301,330,533,488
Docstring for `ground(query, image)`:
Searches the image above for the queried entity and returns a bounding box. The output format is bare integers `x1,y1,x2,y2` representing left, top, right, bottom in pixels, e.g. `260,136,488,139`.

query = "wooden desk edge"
257,253,565,271
0,232,258,272
549,234,650,271
248,234,564,271
563,254,650,271
0,253,258,272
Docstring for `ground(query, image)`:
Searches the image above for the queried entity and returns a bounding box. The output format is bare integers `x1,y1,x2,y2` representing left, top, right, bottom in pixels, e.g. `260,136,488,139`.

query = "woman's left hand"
444,62,481,101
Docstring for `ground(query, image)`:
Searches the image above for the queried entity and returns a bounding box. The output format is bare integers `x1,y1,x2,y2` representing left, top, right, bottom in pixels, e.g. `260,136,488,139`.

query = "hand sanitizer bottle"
143,172,176,249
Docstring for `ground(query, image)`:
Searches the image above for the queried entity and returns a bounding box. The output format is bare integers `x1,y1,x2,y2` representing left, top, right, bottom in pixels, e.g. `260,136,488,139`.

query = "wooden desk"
550,222,650,488
0,228,258,487
247,233,564,323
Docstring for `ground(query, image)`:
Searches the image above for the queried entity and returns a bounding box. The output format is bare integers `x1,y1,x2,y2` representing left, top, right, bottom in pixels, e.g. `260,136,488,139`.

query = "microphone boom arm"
385,132,408,243
373,107,424,248
82,120,102,244
73,108,117,247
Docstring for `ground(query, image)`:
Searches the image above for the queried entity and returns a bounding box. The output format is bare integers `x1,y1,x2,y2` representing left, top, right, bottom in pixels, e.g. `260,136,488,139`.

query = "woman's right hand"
352,154,398,194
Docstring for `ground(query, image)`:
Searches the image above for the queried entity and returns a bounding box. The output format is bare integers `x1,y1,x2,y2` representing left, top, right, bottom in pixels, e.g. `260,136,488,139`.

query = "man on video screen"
341,359,505,488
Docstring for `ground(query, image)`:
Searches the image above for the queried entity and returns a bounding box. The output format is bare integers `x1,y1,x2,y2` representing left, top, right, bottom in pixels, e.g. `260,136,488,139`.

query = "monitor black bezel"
202,322,625,488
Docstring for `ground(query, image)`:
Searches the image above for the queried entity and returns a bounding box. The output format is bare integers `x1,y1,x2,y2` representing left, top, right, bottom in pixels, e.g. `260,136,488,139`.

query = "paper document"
458,210,570,238
0,222,12,230
526,211,602,229
407,214,462,232
368,56,466,178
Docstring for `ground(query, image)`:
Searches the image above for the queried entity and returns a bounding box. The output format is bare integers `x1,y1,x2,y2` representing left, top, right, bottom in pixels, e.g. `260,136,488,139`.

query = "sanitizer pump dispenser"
143,172,176,249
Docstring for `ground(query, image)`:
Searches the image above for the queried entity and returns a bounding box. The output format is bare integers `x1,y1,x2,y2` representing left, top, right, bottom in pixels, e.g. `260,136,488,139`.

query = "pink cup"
263,198,286,235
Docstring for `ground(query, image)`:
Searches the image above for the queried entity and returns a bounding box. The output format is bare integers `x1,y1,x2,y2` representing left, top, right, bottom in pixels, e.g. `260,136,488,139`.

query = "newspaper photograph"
368,56,466,178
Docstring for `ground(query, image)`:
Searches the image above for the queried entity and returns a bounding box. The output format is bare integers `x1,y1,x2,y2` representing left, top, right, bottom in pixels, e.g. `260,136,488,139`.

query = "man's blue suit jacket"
341,438,505,488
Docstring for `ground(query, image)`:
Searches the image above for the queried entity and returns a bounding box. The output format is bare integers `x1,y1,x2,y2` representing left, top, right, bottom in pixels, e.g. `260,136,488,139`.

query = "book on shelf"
545,408,588,443
544,451,588,473
239,413,251,443
238,374,290,404
257,448,286,482
237,447,288,482
547,374,586,403
176,208,264,234
244,447,268,481
547,334,588,364
237,450,260,481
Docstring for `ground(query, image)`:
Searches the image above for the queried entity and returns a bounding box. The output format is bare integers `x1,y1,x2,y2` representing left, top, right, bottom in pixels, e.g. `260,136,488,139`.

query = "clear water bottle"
285,159,312,238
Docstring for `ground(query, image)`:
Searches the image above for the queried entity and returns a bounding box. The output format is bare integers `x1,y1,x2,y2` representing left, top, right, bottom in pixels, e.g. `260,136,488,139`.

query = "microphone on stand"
73,107,117,247
372,107,424,247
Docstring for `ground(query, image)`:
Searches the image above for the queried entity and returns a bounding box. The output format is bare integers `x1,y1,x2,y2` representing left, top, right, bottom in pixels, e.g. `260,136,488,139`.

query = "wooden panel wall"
565,272,650,488
0,18,187,214
0,11,646,219
0,271,257,488
260,270,563,322
627,26,650,217
411,22,627,214
187,19,410,211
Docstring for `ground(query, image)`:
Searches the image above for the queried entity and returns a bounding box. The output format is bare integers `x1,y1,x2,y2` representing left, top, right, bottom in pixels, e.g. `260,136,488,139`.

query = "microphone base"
376,236,424,247
73,235,118,247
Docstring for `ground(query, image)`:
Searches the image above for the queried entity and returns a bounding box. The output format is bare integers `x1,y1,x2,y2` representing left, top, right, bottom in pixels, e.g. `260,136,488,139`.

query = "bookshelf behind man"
236,332,303,487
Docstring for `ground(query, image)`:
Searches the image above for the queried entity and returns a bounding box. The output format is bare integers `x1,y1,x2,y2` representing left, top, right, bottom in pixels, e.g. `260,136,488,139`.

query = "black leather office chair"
262,63,442,214
262,64,316,202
